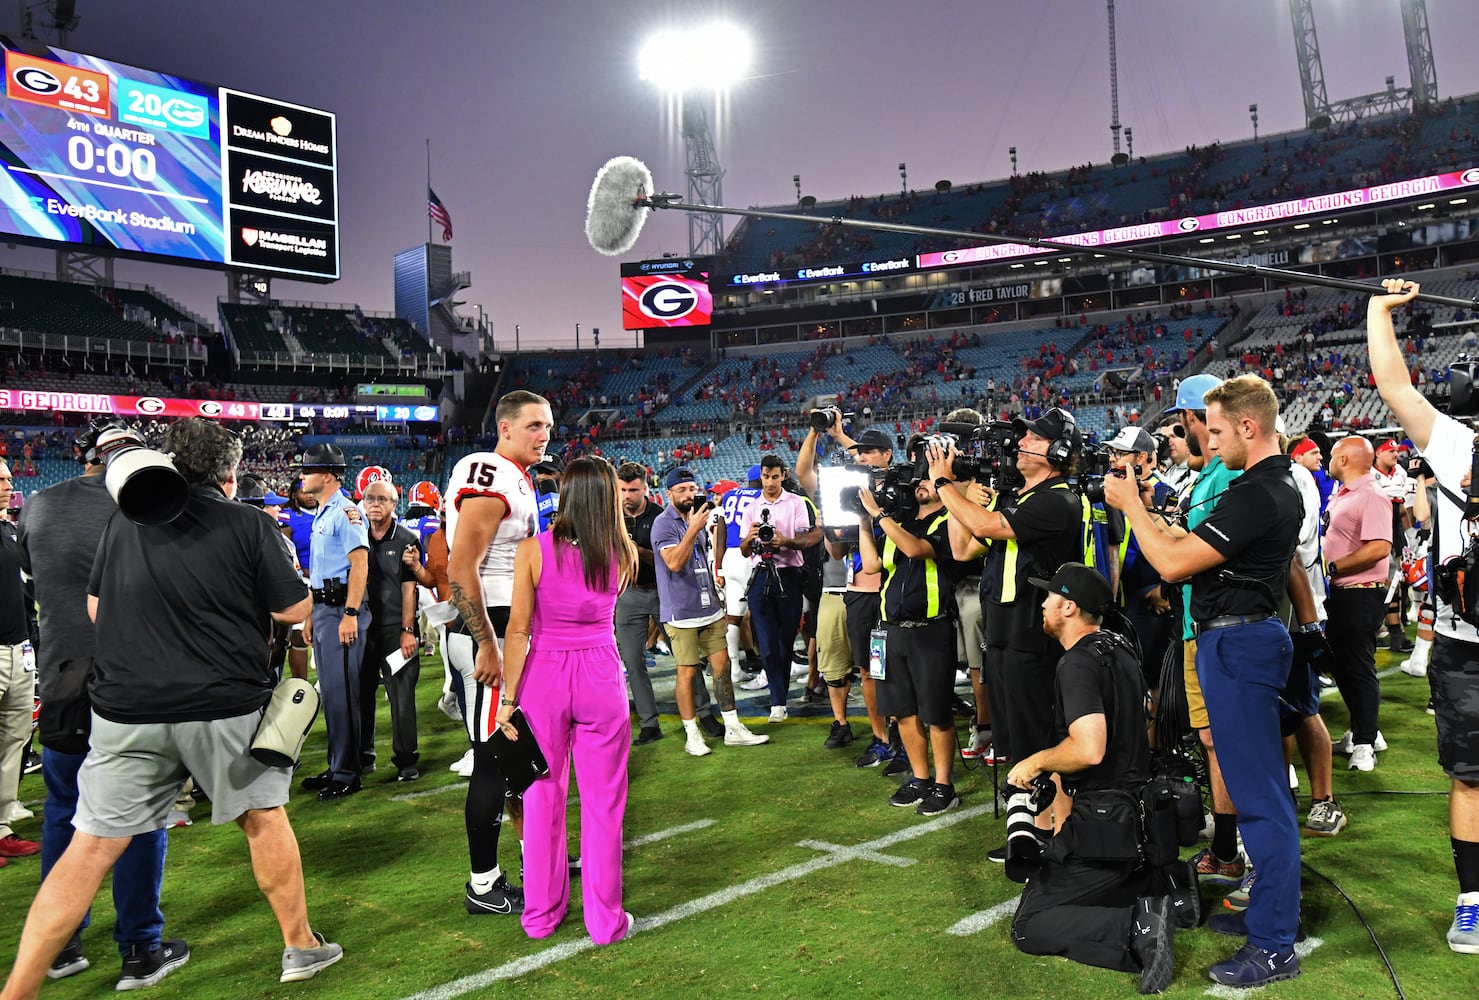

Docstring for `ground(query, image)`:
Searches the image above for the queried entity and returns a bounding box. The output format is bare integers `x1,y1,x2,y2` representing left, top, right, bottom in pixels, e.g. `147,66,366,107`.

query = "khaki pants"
0,642,36,840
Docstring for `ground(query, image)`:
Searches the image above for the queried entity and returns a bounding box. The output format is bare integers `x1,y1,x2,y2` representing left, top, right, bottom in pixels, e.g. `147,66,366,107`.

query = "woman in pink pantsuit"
496,457,637,945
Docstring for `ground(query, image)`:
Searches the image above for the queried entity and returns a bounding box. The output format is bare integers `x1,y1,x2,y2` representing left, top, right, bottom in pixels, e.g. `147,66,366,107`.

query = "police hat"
297,443,347,472
1028,563,1113,615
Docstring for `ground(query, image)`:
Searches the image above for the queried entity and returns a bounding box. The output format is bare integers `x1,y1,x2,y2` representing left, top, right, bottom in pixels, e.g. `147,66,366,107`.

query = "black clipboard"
489,707,550,795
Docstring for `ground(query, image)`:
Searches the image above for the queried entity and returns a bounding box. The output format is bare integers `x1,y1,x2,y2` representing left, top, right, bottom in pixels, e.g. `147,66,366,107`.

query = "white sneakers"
449,748,474,777
1401,637,1432,676
1348,745,1377,771
768,706,788,724
683,731,713,757
724,723,770,747
739,674,769,691
1334,730,1388,754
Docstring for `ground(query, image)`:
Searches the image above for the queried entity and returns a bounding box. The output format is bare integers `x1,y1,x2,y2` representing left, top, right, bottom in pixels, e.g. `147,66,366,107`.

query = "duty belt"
1195,613,1276,635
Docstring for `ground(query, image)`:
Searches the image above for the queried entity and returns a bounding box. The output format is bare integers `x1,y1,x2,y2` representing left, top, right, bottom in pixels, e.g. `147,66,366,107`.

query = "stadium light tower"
638,23,752,257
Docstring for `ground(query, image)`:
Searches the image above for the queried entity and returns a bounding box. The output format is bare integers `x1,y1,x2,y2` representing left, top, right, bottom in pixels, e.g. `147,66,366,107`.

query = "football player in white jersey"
446,390,551,916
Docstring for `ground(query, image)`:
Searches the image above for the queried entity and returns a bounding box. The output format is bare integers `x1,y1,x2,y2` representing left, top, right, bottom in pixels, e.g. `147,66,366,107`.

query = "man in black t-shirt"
1008,563,1174,995
857,471,959,817
1104,375,1304,987
358,479,423,782
933,408,1089,782
1,418,344,996
615,464,715,745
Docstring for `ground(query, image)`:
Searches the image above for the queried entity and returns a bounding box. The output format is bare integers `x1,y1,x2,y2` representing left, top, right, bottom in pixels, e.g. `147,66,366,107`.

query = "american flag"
428,188,453,242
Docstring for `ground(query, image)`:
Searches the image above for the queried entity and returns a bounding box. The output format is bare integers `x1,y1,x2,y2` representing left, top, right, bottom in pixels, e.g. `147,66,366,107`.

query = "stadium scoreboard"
0,38,338,280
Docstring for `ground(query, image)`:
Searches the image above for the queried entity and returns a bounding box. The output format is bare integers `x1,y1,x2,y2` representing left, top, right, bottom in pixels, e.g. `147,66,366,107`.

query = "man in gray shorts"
0,418,343,998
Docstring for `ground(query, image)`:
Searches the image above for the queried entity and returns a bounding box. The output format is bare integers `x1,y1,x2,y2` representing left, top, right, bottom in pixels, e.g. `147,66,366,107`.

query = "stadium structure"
3,0,1479,504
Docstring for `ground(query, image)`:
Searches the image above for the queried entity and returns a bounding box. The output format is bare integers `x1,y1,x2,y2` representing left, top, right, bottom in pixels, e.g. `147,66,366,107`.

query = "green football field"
0,639,1471,1000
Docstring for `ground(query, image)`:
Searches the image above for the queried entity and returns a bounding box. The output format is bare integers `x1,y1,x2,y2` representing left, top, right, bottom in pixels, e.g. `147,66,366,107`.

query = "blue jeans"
42,748,167,956
747,566,804,707
1196,617,1300,952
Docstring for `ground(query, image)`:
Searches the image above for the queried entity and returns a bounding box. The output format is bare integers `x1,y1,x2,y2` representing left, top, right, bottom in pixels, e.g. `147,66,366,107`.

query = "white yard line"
946,898,1019,936
623,819,716,850
399,803,993,1000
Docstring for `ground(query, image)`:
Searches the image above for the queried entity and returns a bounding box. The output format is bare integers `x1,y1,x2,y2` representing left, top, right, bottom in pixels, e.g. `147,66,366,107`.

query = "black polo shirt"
1189,454,1302,625
1053,631,1151,794
366,520,421,626
625,501,662,588
982,476,1085,654
0,519,27,645
880,508,958,623
88,485,308,723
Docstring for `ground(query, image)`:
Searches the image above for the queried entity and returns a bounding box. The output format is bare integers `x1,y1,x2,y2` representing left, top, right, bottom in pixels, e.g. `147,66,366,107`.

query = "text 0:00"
66,136,158,183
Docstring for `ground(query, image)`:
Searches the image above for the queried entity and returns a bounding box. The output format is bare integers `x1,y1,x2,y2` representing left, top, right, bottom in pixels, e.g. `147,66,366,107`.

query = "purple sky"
6,0,1479,350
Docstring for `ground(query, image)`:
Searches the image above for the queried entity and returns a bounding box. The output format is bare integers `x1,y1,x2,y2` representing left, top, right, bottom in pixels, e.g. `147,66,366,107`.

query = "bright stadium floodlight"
637,23,752,93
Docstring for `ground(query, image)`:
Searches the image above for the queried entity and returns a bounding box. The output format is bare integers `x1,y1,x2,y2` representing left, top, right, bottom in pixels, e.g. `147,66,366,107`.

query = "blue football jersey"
720,487,763,548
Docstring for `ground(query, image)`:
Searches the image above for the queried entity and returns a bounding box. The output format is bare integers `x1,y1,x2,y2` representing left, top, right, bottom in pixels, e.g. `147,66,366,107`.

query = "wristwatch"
934,477,953,490
1325,560,1338,579
401,626,416,634
343,607,359,617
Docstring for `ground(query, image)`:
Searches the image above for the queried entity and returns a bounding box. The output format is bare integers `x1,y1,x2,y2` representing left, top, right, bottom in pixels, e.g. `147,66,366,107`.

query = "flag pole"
426,139,433,244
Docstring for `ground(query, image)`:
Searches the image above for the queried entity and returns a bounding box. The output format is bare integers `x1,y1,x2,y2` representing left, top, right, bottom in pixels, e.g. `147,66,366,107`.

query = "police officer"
1366,278,1479,956
856,457,960,816
1104,374,1304,987
1008,563,1173,996
297,444,371,801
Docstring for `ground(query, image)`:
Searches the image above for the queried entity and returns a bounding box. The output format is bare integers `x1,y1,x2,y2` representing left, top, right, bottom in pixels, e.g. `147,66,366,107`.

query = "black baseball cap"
1013,407,1080,450
664,467,697,490
1028,562,1113,615
846,428,895,452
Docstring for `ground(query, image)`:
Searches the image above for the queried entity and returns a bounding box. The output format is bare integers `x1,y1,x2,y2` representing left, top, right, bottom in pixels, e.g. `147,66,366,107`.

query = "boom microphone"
586,156,654,256
583,156,1479,309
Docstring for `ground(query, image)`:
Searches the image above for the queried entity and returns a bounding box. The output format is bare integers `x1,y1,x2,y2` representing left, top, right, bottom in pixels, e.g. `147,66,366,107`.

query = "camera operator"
652,468,768,756
797,424,895,756
1365,278,1479,955
1103,374,1304,987
1154,418,1198,498
1007,564,1174,996
739,456,822,722
855,455,961,816
940,407,993,764
932,407,1090,842
14,422,172,985
356,479,423,783
616,463,717,746
296,444,371,802
1,418,342,996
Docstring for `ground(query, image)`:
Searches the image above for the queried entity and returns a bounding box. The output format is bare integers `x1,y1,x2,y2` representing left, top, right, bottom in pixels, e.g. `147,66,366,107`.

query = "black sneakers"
698,714,725,739
299,770,332,791
465,875,525,915
47,932,88,980
882,750,911,777
1131,896,1175,995
116,939,190,991
634,725,664,745
916,782,960,817
888,778,929,808
317,780,361,801
823,721,855,749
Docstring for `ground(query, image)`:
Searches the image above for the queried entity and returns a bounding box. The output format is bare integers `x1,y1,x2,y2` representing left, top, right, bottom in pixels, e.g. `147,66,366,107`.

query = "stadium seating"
0,273,165,343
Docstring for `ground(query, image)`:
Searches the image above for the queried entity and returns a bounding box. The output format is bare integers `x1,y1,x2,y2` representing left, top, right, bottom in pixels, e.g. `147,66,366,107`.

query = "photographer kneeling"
1007,563,1176,996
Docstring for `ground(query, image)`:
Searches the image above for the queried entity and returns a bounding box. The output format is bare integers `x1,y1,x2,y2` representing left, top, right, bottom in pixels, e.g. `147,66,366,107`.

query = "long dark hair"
551,456,637,591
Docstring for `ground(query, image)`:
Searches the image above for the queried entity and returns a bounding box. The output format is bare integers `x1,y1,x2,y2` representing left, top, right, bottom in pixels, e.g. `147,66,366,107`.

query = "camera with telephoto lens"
1078,450,1143,506
95,426,190,526
809,405,852,431
940,420,1023,491
1004,774,1057,883
756,507,777,546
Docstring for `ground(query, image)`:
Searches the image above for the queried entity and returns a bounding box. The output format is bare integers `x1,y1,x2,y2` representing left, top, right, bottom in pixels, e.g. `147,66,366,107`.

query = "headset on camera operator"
1365,278,1479,956
855,438,962,817
932,407,1092,848
1006,563,1184,996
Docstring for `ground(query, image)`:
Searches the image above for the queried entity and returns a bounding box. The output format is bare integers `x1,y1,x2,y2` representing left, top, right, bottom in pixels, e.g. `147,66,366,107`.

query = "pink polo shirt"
739,489,815,569
1324,471,1393,586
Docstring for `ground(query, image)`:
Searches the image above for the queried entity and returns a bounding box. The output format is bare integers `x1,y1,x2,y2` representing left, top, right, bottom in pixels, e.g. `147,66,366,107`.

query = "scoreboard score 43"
0,37,339,280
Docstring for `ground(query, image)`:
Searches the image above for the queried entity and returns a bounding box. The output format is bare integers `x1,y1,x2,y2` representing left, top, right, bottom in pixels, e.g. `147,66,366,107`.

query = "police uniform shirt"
444,450,539,608
87,486,308,723
309,490,370,590
625,501,663,588
1052,632,1151,794
366,522,421,624
1188,454,1302,625
880,511,958,623
982,476,1086,653
1418,412,1479,643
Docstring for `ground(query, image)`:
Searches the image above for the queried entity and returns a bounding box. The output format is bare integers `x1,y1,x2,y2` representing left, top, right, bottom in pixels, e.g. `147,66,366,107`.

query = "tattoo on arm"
449,580,493,644
714,671,736,712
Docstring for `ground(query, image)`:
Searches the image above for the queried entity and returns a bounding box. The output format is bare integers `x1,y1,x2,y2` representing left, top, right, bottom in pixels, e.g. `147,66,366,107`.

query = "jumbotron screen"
620,257,712,330
0,38,338,280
